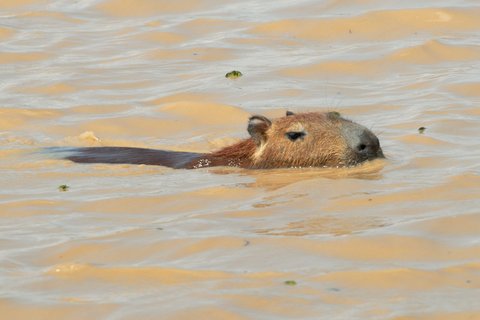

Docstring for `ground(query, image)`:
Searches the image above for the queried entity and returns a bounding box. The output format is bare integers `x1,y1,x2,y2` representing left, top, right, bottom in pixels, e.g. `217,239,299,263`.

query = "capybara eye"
286,131,306,141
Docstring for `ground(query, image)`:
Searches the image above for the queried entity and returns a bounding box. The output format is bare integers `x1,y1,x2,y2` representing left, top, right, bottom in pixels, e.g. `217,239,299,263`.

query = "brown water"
1,1,480,319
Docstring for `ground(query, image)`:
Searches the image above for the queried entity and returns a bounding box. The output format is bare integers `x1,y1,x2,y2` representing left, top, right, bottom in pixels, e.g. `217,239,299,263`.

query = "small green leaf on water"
284,280,297,286
418,127,426,134
58,184,69,192
225,70,243,79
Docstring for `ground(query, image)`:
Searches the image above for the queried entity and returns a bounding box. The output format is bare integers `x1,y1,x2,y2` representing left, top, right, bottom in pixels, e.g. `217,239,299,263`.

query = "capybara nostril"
357,143,367,152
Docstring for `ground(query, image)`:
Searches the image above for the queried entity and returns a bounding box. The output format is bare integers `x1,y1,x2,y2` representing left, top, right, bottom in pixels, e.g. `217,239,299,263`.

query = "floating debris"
58,184,69,192
418,126,426,134
284,280,297,286
225,70,243,79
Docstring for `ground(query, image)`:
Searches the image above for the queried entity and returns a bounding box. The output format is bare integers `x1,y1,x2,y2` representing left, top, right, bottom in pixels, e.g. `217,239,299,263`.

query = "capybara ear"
286,111,295,116
248,115,272,146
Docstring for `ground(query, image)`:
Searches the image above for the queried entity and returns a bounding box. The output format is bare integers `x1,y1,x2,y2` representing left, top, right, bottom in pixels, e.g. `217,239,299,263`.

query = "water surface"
1,1,479,319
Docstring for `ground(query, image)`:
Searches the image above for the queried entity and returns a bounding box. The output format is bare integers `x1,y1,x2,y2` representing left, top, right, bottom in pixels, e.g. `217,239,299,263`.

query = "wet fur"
62,112,382,169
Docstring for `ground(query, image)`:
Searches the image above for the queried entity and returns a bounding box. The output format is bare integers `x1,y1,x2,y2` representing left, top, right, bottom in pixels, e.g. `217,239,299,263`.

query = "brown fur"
194,139,257,168
63,111,383,169
252,112,348,168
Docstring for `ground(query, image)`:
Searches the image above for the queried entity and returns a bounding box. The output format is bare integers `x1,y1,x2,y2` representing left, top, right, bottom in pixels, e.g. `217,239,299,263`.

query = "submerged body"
65,111,384,169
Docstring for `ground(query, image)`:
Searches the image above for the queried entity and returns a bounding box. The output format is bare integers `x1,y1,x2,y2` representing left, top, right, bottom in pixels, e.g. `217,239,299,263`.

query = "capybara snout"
339,116,384,166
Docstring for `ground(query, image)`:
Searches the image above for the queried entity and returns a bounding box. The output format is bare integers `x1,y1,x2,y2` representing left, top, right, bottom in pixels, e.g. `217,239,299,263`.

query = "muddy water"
1,0,480,319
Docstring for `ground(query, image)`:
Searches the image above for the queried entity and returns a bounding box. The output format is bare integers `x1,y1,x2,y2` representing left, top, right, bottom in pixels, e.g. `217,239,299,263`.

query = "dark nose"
342,123,384,160
355,131,383,159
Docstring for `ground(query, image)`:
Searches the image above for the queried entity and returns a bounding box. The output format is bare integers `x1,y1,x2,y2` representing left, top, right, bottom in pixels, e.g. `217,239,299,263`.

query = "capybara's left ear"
248,115,272,146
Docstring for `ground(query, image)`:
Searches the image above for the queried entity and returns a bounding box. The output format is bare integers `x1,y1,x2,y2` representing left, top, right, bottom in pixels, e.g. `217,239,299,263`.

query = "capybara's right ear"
248,115,272,146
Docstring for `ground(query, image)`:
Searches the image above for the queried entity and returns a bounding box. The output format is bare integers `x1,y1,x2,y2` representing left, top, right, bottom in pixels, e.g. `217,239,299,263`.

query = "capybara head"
247,111,384,168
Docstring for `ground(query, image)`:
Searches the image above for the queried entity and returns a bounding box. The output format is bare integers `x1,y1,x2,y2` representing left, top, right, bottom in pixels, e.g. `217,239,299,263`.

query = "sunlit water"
1,1,479,319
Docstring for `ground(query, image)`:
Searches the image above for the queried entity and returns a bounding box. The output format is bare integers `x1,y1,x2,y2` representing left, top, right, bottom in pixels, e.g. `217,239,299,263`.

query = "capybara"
63,111,384,169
